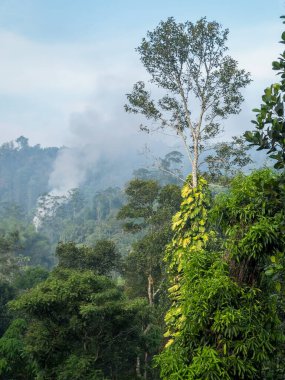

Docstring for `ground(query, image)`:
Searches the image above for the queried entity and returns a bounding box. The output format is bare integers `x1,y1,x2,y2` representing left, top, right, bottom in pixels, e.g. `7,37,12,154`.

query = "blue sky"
0,0,282,42
0,0,284,149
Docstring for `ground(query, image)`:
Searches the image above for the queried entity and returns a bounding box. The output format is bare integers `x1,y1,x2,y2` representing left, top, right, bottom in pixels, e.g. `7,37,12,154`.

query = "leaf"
165,338,174,348
272,61,281,70
181,186,191,198
163,329,171,338
265,269,274,276
168,284,180,293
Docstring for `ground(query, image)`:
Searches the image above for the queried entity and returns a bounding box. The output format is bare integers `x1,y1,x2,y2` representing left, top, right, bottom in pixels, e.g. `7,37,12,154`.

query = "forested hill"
0,136,185,215
0,136,185,268
0,136,59,213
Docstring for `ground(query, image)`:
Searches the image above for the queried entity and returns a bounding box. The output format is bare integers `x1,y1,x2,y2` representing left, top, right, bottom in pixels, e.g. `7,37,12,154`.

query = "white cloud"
0,29,145,98
0,29,146,146
0,30,97,95
0,21,282,148
229,22,283,82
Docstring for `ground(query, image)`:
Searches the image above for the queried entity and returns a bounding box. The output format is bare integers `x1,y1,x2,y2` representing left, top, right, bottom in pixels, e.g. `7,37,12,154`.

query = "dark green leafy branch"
245,16,285,169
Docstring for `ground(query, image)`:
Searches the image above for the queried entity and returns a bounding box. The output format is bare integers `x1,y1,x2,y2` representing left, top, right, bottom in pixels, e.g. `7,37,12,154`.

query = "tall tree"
156,21,285,379
125,17,251,187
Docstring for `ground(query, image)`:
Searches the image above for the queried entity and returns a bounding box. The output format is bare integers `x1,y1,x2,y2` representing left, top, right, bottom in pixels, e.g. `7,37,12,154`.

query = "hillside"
0,136,59,214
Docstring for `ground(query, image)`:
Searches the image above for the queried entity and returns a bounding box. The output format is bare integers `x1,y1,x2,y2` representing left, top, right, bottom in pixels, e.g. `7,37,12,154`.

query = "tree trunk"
147,274,154,306
136,356,142,378
144,351,148,379
192,148,198,188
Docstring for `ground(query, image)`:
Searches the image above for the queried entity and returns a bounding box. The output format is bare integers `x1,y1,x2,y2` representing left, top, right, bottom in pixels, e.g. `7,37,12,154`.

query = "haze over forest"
0,1,281,196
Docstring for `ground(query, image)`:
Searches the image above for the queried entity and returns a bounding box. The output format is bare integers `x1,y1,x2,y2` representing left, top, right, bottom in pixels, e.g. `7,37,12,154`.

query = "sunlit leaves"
157,169,285,379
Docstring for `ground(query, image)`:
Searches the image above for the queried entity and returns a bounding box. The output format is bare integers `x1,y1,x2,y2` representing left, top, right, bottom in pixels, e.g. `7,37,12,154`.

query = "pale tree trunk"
147,274,154,306
192,106,205,189
136,356,142,378
177,76,206,189
144,352,148,379
192,138,199,188
138,274,155,380
177,82,200,188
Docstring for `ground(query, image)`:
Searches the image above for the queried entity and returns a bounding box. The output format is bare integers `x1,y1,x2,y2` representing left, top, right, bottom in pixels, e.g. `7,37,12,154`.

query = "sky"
0,0,284,154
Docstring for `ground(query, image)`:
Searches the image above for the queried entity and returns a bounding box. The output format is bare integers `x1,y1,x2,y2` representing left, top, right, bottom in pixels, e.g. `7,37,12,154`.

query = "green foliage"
245,17,285,169
0,203,55,268
19,227,54,268
123,227,169,300
0,137,58,214
166,176,210,255
117,179,160,232
157,170,285,379
0,318,36,379
39,186,134,259
0,231,22,282
119,180,181,379
126,17,249,123
13,267,49,291
119,180,181,300
57,355,107,380
4,268,148,379
211,170,285,377
90,187,123,221
56,240,119,275
211,169,285,263
0,281,16,337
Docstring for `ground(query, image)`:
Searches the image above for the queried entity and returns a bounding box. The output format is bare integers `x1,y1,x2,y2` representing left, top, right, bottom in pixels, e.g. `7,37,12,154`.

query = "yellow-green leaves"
159,177,213,373
157,170,285,379
276,282,282,292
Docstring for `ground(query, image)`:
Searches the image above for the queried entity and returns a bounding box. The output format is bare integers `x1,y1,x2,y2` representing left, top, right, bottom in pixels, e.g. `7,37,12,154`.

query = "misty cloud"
0,19,282,148
0,16,281,188
48,103,175,195
48,146,100,194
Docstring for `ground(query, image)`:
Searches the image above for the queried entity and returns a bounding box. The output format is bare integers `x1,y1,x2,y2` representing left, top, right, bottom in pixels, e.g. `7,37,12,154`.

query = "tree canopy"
125,17,251,187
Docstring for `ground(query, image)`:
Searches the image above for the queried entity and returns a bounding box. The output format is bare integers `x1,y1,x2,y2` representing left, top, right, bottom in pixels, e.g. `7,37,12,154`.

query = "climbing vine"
156,171,285,379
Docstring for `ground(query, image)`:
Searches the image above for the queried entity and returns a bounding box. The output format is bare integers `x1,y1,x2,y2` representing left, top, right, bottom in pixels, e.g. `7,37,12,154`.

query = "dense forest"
0,15,284,380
